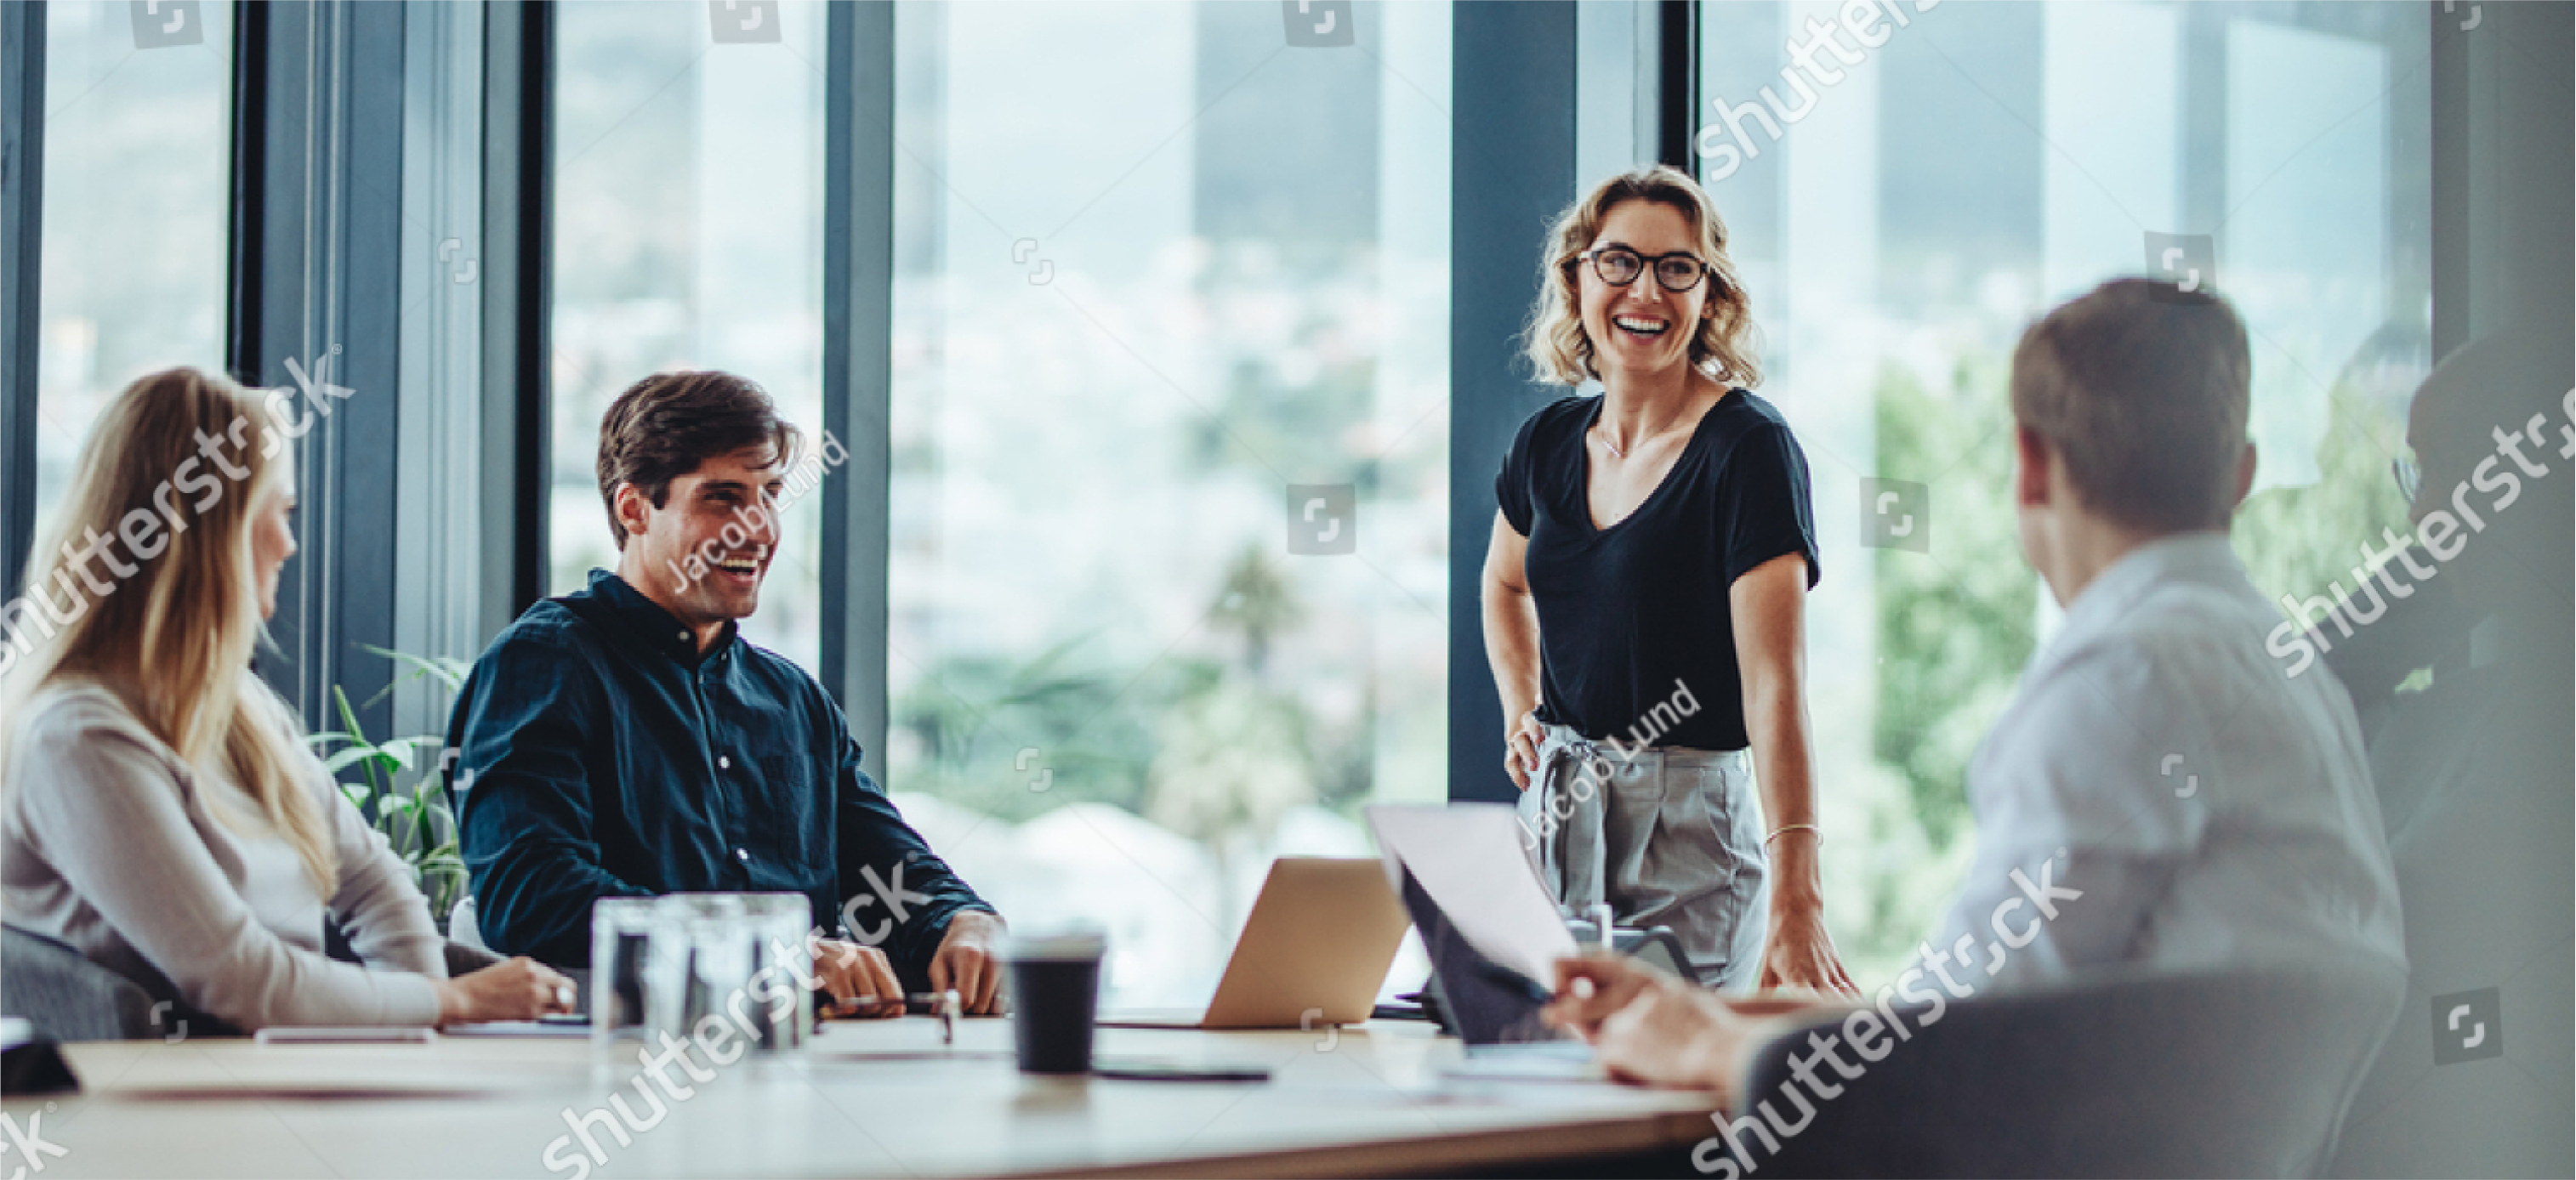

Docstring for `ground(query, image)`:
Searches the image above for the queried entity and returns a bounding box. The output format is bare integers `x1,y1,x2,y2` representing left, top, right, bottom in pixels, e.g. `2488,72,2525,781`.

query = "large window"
886,1,1453,1007
34,0,233,530
1695,0,2430,982
549,0,827,669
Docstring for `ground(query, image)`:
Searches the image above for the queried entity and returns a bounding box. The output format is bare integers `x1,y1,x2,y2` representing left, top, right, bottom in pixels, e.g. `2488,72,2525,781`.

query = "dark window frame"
0,1,43,604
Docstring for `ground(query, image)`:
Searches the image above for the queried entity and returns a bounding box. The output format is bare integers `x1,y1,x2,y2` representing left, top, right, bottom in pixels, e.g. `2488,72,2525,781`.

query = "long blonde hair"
1524,165,1764,389
0,368,336,890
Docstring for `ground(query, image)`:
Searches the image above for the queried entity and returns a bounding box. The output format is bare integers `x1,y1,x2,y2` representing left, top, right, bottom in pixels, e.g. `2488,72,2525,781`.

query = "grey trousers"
1514,723,1769,989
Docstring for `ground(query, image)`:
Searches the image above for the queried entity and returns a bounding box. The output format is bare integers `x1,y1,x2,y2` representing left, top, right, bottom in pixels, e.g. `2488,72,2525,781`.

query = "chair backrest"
1734,967,2400,1178
442,938,501,978
0,925,158,1042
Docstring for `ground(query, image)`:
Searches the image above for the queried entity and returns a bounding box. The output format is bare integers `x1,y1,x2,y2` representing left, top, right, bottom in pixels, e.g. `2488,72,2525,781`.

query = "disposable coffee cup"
1004,928,1106,1075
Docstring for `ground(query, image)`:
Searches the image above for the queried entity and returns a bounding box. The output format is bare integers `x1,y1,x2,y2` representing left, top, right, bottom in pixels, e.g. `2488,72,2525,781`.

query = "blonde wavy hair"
0,367,336,890
1524,165,1763,389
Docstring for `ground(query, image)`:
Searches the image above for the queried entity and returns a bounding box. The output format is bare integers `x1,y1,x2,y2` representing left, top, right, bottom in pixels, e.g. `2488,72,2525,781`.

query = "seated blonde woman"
0,367,574,1030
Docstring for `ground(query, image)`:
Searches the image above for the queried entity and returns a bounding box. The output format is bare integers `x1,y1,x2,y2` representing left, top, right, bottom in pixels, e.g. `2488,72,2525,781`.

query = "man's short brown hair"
595,371,801,549
2011,279,2251,532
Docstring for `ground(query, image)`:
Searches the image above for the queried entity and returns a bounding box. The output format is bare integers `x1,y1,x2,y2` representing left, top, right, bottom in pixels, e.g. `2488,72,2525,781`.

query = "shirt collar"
588,569,737,667
2047,531,2243,655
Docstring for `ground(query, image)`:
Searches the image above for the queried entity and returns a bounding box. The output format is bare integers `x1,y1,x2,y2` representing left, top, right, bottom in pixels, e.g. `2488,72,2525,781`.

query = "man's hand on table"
929,910,1006,1015
809,935,905,1015
806,911,1005,1018
1543,953,1828,1101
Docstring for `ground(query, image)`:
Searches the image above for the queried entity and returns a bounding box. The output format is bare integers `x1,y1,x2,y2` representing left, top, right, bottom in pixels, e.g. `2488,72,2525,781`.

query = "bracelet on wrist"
1763,822,1820,847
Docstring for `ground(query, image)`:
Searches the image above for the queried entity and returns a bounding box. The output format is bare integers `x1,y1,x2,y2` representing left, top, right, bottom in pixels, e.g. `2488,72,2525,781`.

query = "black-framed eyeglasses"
2391,451,2421,502
1567,247,1714,293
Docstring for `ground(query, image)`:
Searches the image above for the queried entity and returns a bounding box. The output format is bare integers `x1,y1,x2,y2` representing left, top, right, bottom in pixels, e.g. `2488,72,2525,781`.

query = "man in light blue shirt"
1543,278,2407,1098
1914,530,2404,993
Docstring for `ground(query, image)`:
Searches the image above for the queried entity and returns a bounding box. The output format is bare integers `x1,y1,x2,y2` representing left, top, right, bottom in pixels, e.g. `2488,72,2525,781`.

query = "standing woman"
1483,166,1853,993
0,367,573,1030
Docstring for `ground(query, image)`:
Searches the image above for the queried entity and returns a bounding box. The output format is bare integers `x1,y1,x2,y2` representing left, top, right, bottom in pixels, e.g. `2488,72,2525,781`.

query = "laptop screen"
1368,803,1580,1047
1393,865,1575,1047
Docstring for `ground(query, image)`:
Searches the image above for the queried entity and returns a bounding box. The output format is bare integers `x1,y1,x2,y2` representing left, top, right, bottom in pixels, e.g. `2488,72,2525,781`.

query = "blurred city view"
31,0,235,530
31,0,2432,1008
880,1,1453,1006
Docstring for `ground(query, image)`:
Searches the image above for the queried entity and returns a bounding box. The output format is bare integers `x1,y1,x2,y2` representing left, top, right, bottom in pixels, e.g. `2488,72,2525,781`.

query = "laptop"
1364,803,1599,1075
1099,856,1411,1030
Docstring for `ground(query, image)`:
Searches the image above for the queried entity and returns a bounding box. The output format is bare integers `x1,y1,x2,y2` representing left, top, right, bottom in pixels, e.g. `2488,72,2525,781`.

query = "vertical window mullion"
822,1,896,760
0,2,43,602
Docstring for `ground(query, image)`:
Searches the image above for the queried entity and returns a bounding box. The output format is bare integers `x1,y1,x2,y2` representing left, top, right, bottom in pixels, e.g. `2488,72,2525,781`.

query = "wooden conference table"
3,1018,1723,1177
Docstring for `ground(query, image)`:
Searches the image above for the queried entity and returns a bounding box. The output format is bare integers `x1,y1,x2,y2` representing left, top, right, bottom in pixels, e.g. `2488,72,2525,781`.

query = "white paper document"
1364,803,1578,986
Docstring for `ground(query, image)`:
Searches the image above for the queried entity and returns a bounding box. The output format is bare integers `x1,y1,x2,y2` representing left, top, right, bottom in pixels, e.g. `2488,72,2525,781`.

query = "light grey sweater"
2,678,446,1030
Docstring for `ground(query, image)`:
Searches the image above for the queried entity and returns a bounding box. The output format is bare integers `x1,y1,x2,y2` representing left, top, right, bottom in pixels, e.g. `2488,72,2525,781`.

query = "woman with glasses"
1483,165,1853,994
0,368,577,1030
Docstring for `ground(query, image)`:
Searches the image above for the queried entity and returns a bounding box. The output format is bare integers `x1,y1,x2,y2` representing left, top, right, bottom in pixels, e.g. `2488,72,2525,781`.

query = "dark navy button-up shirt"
448,570,992,988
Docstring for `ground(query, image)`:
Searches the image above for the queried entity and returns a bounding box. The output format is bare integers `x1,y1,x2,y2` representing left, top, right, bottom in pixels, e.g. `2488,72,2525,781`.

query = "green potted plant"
307,647,472,930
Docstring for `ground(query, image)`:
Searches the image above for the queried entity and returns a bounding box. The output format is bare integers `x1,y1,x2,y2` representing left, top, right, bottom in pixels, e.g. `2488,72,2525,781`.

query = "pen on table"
822,990,964,1044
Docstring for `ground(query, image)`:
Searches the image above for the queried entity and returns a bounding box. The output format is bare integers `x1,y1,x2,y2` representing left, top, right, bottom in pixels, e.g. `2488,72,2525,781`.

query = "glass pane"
34,0,235,534
549,0,827,669
1695,0,2429,984
890,0,1451,1007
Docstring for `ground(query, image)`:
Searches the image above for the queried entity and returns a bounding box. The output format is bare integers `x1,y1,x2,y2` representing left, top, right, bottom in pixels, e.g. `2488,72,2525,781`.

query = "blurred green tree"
1872,355,2039,852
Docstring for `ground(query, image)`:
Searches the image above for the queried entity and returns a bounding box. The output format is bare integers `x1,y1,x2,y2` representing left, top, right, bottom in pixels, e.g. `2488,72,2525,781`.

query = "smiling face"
1578,200,1714,384
616,444,786,639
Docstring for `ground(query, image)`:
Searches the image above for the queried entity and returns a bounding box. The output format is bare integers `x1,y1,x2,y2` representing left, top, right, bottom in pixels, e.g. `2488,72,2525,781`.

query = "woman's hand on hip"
1504,710,1546,791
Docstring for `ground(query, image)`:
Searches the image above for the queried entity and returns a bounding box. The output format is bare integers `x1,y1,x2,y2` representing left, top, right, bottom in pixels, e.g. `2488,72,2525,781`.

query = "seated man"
2321,326,2573,1177
1546,278,2408,1092
450,371,1004,1013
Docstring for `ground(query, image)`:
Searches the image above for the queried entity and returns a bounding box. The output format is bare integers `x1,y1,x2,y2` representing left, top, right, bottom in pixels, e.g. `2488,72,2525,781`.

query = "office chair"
1,924,158,1042
8,922,501,1041
1733,966,2399,1178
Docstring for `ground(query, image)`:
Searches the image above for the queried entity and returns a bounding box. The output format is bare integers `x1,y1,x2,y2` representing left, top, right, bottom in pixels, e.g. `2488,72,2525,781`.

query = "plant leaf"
360,645,471,708
321,746,384,774
331,687,383,795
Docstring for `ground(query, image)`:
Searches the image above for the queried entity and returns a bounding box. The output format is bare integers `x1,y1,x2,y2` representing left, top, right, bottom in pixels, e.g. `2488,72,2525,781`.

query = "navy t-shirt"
1495,389,1820,752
